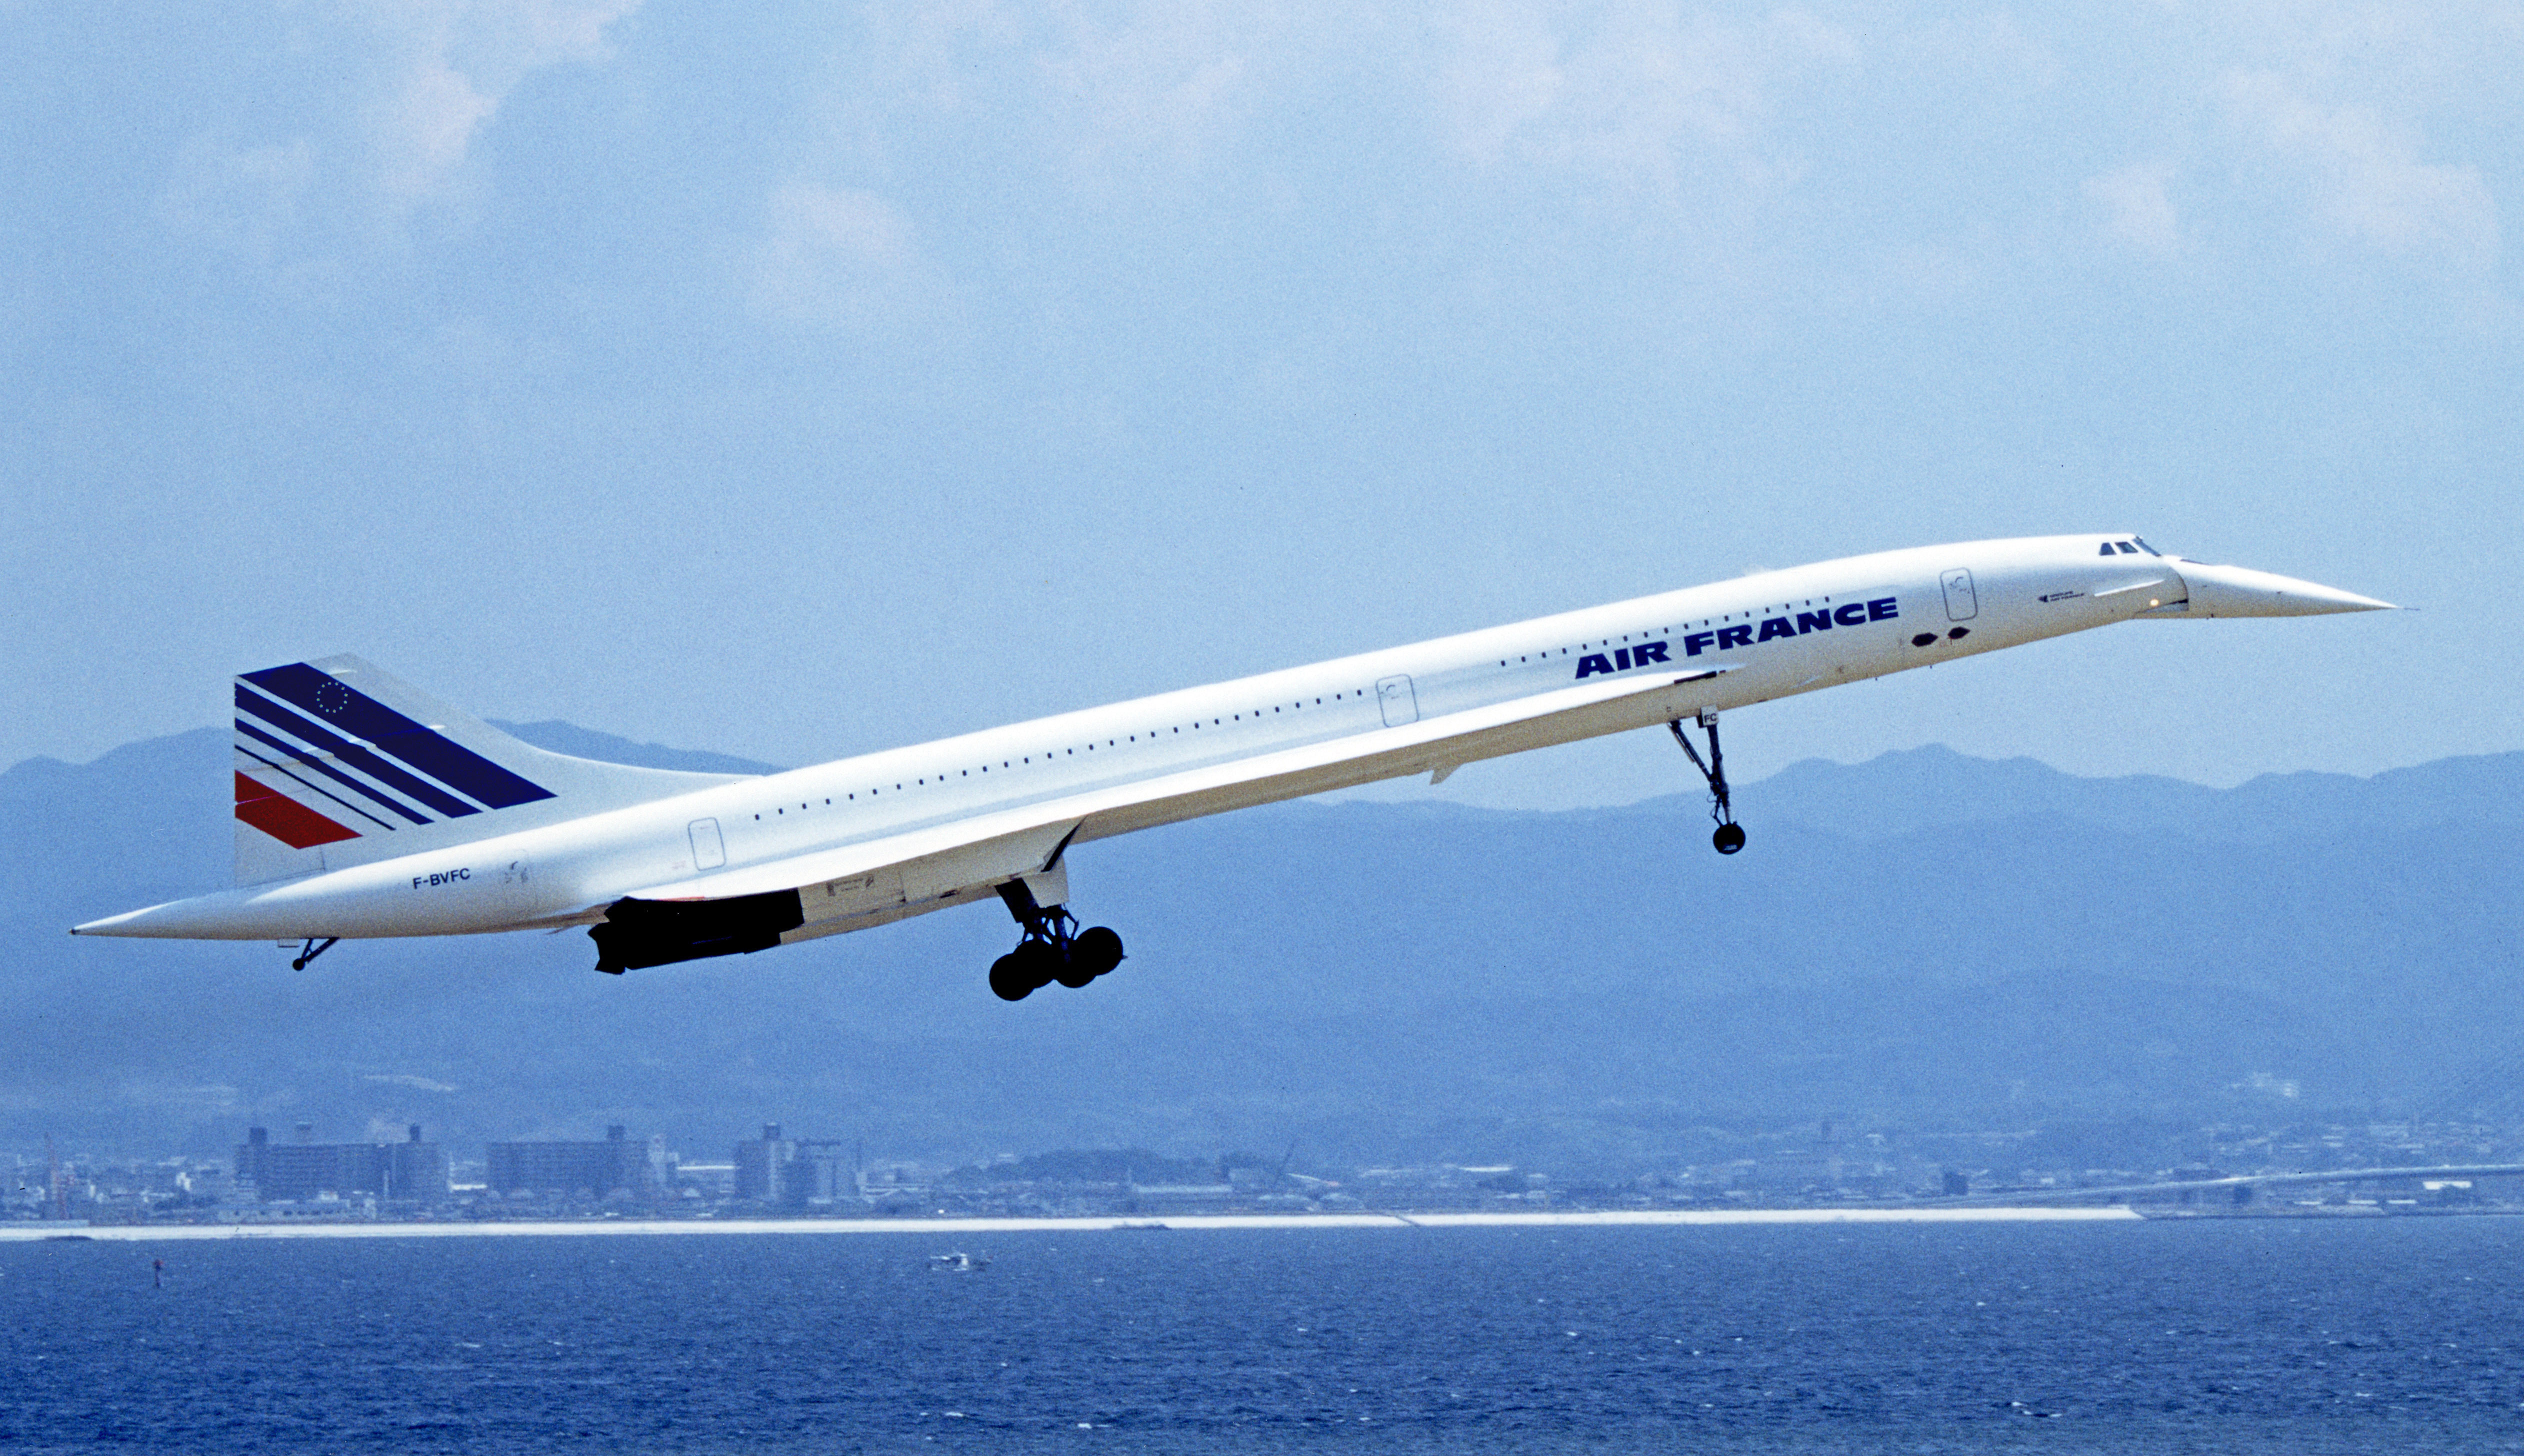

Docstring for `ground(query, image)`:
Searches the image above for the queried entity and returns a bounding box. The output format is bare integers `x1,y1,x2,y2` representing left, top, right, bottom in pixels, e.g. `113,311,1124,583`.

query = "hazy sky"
4,1,2514,808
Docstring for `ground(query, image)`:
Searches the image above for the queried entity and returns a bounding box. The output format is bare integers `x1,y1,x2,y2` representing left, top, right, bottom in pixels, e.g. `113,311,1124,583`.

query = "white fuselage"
74,534,2380,945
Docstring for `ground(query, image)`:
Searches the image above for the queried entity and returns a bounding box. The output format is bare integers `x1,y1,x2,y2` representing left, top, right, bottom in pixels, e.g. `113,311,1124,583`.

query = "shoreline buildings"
486,1126,668,1201
234,1124,449,1205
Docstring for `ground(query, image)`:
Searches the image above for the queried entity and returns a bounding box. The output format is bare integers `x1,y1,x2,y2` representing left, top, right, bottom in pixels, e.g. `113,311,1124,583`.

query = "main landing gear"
289,936,339,971
988,880,1126,1002
1669,709,1746,855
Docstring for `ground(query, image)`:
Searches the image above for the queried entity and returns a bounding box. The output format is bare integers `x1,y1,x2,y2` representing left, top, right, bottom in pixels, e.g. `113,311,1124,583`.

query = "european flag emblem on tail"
230,657,558,881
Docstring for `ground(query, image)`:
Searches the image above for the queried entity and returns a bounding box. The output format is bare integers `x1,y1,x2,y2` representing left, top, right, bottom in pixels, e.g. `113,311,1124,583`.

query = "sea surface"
4,1218,2521,1453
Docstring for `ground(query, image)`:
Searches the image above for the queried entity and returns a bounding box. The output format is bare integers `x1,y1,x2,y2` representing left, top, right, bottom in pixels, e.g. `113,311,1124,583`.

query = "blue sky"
3,1,2512,808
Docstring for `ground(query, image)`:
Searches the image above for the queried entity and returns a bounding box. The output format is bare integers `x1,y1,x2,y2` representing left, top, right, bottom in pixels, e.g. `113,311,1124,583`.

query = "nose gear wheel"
1669,710,1744,855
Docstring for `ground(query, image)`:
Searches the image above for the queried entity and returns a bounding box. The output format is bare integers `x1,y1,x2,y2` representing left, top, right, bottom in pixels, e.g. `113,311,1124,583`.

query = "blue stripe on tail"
241,664,556,810
234,685,482,819
232,728,414,830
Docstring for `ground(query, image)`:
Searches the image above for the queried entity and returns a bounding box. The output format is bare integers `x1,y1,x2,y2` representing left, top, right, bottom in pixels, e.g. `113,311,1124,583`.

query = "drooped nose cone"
2170,560,2396,617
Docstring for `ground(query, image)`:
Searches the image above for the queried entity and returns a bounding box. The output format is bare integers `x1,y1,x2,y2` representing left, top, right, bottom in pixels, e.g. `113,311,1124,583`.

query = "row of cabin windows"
748,585,1872,823
751,689,1374,820
748,582,1918,823
1496,595,1858,667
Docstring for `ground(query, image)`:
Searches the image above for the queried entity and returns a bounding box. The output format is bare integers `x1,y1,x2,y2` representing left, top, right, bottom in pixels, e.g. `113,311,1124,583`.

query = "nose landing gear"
988,880,1126,1002
1668,709,1745,855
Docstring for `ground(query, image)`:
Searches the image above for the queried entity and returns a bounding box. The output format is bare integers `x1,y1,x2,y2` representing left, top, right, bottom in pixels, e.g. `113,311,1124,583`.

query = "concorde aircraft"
74,535,2390,1000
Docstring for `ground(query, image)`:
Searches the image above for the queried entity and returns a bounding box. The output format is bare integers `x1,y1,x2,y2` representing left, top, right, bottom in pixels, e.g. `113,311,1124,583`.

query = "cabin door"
1940,568,1979,622
1376,674,1420,727
688,818,726,871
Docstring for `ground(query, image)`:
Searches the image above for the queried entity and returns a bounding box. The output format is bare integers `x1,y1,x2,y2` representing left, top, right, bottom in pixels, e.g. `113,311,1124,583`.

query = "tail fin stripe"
228,652,745,889
242,663,556,811
232,772,360,849
234,685,483,820
234,717,430,826
234,740,400,833
370,726,556,811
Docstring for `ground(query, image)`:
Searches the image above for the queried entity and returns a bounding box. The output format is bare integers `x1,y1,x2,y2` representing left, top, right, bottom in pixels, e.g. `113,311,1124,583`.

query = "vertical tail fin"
230,655,752,885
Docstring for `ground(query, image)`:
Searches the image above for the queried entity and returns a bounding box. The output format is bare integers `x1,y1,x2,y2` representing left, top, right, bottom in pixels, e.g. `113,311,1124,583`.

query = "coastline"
0,1206,2141,1243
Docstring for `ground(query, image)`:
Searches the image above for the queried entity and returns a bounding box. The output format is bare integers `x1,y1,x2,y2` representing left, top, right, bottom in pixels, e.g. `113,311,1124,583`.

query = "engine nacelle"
589,890,804,973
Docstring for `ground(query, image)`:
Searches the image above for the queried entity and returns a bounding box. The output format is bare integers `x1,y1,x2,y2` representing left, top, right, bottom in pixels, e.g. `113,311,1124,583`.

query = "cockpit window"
2103,540,2142,555
2133,537,2160,555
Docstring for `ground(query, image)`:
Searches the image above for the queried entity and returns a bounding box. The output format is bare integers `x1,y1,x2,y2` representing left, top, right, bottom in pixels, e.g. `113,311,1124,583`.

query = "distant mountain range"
4,726,2518,1172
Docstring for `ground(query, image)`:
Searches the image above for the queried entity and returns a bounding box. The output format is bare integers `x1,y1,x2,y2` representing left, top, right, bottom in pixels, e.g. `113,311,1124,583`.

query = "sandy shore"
0,1206,2140,1243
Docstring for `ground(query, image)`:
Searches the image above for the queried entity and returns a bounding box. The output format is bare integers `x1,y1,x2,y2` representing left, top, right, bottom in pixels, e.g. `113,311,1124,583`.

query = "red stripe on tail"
234,771,360,849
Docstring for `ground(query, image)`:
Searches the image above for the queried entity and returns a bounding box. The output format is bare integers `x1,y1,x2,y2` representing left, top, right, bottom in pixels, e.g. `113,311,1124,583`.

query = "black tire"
1072,926,1125,979
1010,939,1062,992
988,953,1032,1002
1712,822,1746,855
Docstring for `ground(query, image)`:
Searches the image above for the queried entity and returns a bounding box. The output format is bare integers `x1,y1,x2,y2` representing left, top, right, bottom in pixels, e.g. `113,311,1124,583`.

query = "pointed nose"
2168,560,2396,618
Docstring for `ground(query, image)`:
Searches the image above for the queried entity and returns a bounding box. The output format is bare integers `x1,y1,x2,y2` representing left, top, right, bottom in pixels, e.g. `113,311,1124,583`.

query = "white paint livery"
74,536,2390,987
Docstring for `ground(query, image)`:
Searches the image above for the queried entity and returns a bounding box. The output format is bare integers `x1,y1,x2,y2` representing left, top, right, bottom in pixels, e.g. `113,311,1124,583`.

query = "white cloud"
158,0,641,248
840,2,1858,209
376,54,501,208
2086,163,2182,258
747,182,944,328
2222,68,2499,272
842,0,1292,197
359,0,642,209
362,1073,460,1093
1431,3,1858,213
115,1082,245,1118
1032,3,1255,181
1433,2,1566,167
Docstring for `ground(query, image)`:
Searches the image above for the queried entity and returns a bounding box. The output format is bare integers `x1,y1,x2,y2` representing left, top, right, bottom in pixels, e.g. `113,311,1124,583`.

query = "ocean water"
4,1219,2522,1453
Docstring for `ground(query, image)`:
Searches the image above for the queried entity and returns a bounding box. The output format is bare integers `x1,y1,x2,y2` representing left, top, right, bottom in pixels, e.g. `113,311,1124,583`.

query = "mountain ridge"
4,727,2516,1168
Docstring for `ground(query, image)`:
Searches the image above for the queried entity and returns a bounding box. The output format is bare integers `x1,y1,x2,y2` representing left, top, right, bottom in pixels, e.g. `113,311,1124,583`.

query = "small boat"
928,1251,989,1272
